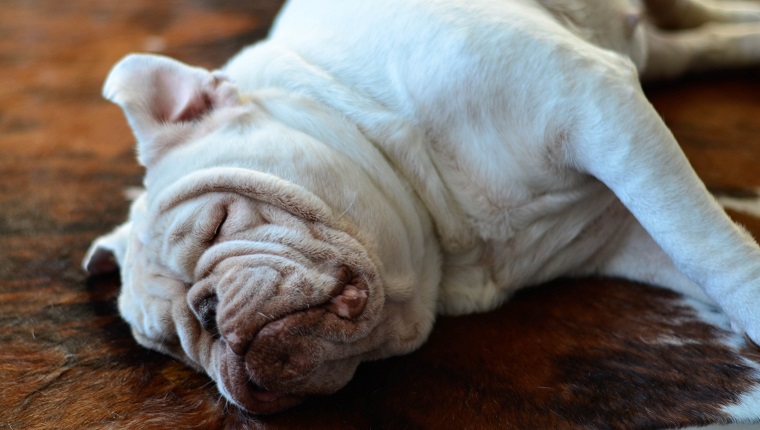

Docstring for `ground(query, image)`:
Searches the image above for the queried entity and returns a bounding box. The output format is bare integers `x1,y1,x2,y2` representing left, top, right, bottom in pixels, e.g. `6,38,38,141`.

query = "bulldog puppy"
84,0,760,414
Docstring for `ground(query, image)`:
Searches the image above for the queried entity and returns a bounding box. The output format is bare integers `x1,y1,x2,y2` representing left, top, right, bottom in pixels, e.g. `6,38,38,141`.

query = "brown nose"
190,292,219,335
326,265,368,319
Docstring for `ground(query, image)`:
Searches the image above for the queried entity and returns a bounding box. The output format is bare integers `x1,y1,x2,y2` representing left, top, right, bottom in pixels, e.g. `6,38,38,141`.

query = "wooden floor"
2,1,760,429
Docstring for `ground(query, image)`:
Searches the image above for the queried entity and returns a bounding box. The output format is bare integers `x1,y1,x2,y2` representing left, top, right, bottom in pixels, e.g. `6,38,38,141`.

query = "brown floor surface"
2,1,760,429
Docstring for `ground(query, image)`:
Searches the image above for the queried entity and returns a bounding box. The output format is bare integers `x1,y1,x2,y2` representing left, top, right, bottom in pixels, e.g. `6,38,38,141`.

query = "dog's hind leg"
582,209,715,305
640,0,760,79
644,0,760,29
562,54,760,344
641,21,760,79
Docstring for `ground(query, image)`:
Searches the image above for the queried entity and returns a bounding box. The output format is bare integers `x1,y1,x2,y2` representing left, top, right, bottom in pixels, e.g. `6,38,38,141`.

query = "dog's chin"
218,353,359,414
232,384,306,415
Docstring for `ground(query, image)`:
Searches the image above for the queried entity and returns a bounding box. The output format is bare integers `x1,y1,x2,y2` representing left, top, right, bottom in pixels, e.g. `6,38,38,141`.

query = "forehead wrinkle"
166,203,204,246
149,167,339,229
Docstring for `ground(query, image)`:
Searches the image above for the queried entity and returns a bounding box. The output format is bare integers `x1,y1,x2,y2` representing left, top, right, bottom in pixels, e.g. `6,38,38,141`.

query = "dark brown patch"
294,279,755,430
709,186,760,199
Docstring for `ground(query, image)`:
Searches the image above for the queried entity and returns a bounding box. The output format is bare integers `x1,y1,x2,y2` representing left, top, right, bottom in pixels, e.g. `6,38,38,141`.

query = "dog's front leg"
566,59,760,342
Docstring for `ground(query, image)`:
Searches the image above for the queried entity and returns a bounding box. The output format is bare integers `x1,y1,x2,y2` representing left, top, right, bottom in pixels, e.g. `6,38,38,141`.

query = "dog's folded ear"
103,53,242,167
82,222,131,275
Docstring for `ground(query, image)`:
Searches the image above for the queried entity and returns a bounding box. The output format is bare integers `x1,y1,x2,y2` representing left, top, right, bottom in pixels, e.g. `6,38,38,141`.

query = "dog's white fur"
85,0,760,414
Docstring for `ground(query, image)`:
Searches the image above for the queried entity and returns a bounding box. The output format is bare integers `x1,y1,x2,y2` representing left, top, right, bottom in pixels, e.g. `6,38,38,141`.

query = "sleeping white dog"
84,0,760,414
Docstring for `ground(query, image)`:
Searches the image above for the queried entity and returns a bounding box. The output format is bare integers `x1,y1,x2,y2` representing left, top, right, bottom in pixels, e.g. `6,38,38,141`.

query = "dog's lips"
248,380,304,407
219,347,306,414
250,388,287,403
236,384,305,414
213,272,376,414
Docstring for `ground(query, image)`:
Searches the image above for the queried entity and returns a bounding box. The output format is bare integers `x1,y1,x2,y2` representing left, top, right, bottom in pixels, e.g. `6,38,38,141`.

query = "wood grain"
2,1,760,428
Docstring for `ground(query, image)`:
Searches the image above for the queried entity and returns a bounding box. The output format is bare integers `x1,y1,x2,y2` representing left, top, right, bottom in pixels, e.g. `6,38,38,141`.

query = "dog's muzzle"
187,255,379,413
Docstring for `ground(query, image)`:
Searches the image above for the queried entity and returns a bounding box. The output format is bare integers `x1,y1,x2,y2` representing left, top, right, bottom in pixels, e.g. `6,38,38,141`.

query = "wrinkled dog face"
121,177,387,413
84,54,438,413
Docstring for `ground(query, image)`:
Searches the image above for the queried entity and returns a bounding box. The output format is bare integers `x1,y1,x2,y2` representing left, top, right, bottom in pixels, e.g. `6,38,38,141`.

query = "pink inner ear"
103,54,241,167
154,70,217,124
84,246,118,275
175,92,213,123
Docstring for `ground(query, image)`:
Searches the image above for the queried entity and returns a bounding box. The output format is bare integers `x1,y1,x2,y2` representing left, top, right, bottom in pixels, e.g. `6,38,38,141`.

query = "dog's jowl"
84,0,760,414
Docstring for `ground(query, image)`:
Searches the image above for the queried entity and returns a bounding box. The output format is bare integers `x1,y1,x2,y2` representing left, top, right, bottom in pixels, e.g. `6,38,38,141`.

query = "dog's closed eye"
197,204,228,244
210,209,228,243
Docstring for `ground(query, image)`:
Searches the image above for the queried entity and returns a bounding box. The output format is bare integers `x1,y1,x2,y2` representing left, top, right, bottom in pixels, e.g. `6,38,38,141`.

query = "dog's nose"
189,291,220,335
326,265,368,319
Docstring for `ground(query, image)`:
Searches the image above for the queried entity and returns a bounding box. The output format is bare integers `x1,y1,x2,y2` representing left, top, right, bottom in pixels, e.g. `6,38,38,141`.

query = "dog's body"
85,0,760,414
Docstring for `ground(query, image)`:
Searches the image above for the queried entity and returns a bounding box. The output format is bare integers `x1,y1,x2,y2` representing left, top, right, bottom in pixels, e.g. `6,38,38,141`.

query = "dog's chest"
424,133,619,293
435,164,624,314
432,135,620,250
